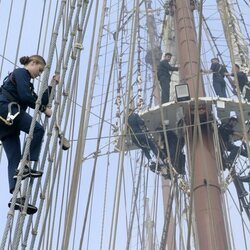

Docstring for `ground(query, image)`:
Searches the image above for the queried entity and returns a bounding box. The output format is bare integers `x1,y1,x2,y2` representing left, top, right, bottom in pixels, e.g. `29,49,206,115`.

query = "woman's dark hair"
19,55,46,66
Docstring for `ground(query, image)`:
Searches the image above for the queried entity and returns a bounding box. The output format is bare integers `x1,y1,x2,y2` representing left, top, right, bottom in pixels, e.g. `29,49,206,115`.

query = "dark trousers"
213,79,227,98
159,77,170,104
162,131,186,174
227,143,248,163
1,111,44,193
131,133,164,161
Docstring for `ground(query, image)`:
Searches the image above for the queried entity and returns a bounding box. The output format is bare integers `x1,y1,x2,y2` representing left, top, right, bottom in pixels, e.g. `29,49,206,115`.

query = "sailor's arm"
232,131,243,140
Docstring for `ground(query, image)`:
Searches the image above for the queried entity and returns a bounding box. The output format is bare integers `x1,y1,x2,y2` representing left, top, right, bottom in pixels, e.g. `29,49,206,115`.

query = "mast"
172,1,228,249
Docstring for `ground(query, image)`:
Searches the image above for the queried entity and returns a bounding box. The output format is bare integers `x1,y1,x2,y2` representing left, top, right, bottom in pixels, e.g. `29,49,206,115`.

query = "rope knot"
74,43,83,50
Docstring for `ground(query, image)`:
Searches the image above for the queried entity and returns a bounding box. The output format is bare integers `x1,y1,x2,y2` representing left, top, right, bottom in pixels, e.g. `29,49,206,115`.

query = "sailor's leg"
227,144,239,163
1,132,21,193
159,77,170,104
147,138,161,159
239,147,248,158
234,175,248,198
16,111,45,161
132,134,152,160
213,80,226,97
220,81,227,98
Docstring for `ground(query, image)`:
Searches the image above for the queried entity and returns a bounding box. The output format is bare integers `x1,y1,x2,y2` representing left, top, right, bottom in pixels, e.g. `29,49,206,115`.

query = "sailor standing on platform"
157,52,178,104
203,58,229,98
0,55,59,214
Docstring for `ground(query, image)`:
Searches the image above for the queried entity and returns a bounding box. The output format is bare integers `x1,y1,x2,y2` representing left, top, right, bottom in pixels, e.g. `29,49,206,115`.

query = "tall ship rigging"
0,0,249,249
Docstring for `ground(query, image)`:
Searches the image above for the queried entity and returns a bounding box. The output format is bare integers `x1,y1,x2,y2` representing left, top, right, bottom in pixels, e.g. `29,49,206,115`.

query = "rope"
13,0,27,69
107,1,141,249
220,0,250,169
21,5,71,250
0,0,14,78
159,183,173,250
8,0,67,248
61,0,100,246
28,0,86,248
126,154,144,249
0,0,66,246
99,50,116,248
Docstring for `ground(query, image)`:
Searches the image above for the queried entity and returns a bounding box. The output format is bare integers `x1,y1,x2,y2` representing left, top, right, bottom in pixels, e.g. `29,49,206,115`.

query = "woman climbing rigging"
0,54,59,214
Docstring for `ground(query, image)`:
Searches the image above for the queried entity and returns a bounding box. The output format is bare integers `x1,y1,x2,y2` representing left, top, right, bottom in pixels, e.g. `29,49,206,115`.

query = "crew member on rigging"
218,117,248,168
203,58,231,98
0,55,59,214
127,108,165,172
157,52,178,104
230,64,250,101
230,64,249,93
157,123,186,176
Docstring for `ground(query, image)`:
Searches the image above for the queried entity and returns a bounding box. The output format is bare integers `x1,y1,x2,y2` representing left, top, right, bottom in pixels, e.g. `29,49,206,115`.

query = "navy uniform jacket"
0,68,52,111
0,68,52,139
128,113,145,135
157,60,178,80
231,71,248,92
218,122,234,145
210,63,228,82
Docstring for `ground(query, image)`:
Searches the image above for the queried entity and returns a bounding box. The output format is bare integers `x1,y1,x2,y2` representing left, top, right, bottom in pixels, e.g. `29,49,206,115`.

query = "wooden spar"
173,1,228,249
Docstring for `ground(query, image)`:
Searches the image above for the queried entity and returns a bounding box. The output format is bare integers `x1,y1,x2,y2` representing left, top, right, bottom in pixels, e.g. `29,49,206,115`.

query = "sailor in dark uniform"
157,53,178,104
210,58,228,98
157,124,186,175
230,64,249,93
218,117,248,167
127,109,165,170
0,55,58,214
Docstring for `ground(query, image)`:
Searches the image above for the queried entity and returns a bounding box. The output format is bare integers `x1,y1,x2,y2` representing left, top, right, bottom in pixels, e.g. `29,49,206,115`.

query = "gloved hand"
44,107,52,117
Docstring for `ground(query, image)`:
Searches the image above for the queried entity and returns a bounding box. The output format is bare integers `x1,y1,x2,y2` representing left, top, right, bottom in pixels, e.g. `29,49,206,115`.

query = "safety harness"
0,73,20,125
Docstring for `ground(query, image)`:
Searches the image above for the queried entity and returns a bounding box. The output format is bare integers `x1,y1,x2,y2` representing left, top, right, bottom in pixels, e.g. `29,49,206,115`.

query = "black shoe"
243,203,250,209
149,162,161,171
149,162,156,172
223,160,233,170
8,197,37,215
239,175,250,183
13,165,43,180
238,191,248,199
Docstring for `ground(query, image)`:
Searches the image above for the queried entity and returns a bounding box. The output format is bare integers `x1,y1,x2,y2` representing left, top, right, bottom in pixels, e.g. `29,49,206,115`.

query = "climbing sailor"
127,108,165,172
0,55,58,214
218,117,248,168
230,64,249,93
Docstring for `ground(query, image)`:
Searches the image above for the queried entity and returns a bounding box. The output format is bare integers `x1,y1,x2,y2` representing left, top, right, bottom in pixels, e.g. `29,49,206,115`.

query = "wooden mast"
173,1,228,249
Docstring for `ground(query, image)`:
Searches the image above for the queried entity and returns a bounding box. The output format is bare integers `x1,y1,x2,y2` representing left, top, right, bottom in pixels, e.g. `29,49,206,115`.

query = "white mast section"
162,13,179,101
216,0,249,71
